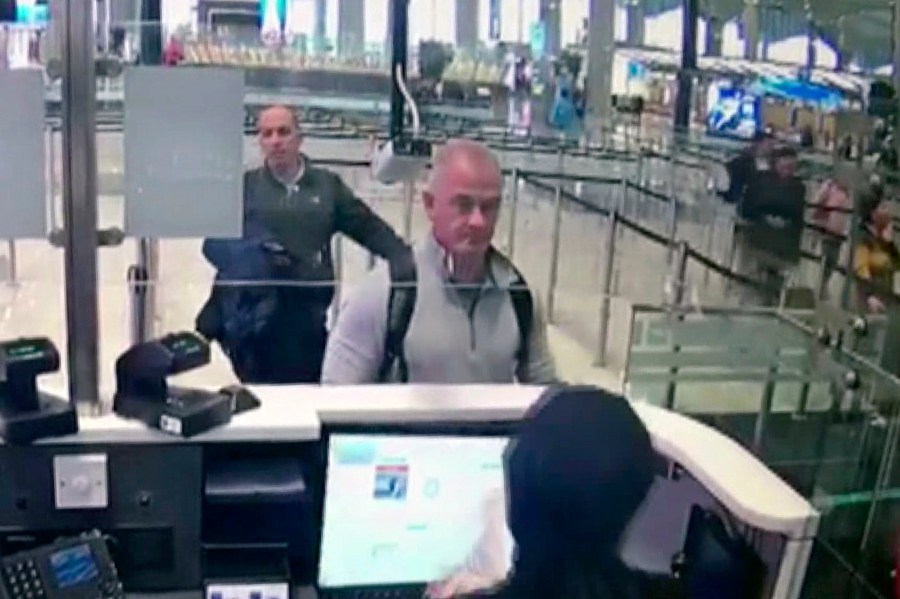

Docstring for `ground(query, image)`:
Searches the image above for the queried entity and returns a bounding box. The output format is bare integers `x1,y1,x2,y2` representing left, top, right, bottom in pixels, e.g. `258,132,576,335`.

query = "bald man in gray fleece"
322,139,557,384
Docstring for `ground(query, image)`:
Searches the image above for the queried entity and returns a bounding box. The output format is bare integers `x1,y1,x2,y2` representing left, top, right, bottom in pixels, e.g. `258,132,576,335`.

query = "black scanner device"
113,332,257,437
0,337,77,444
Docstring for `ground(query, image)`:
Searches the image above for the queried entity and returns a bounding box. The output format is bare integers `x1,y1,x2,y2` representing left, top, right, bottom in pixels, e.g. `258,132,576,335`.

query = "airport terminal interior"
2,0,900,597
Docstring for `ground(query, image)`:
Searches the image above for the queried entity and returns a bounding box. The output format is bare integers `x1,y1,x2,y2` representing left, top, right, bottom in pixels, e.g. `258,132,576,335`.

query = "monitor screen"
706,82,760,140
318,433,513,589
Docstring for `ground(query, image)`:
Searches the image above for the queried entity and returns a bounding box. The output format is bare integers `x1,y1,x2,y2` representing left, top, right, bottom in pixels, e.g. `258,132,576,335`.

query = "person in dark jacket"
734,145,807,305
722,130,774,206
196,105,408,383
428,386,656,599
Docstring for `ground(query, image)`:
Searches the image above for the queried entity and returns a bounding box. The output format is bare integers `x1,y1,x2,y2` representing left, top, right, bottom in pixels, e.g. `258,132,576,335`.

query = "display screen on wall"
706,82,761,140
15,0,47,25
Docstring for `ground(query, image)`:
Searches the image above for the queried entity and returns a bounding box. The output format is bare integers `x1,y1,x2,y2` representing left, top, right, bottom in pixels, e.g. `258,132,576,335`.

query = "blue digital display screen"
706,84,761,140
49,544,98,589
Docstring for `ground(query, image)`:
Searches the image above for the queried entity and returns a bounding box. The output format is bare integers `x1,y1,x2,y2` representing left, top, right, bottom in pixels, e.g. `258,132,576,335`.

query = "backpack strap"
493,249,534,369
378,248,418,383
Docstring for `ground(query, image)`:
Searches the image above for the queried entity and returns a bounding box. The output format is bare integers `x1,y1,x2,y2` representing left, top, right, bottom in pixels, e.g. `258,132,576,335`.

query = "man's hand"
867,295,887,314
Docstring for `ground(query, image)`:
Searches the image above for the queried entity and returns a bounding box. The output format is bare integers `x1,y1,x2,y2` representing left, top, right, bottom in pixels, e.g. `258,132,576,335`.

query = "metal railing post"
402,180,414,241
702,209,715,287
596,211,618,366
666,196,679,264
60,0,100,406
7,240,16,285
816,252,829,301
662,241,690,410
753,361,779,454
507,167,519,259
129,238,159,346
48,126,59,231
332,234,344,321
546,186,565,322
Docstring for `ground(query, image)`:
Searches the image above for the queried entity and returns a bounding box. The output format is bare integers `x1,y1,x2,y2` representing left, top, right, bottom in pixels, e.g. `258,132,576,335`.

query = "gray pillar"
61,0,101,405
704,16,723,56
586,0,615,126
338,0,365,57
625,1,644,47
456,0,479,53
314,0,327,49
674,0,698,130
539,0,561,56
742,1,759,60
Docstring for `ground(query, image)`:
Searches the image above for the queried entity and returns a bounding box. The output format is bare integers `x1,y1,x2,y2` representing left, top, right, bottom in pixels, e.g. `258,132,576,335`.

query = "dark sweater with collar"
243,156,408,305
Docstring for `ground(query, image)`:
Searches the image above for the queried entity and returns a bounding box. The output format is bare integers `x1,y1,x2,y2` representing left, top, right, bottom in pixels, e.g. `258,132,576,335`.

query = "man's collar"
265,154,307,187
421,233,516,288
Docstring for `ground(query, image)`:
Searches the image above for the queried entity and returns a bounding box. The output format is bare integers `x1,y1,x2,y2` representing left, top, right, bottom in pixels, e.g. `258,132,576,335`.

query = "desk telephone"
0,532,123,599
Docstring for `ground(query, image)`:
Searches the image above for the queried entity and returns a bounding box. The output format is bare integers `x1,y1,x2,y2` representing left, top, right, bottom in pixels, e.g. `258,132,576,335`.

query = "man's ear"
422,191,435,213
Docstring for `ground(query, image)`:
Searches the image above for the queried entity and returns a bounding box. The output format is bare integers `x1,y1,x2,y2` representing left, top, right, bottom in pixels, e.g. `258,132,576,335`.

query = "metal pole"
507,168,519,259
840,187,861,310
596,211,618,366
389,0,410,139
816,252,829,301
753,362,779,454
6,241,16,285
48,127,59,231
663,242,690,409
129,238,159,345
702,210,715,287
546,186,565,322
402,180,414,241
60,0,100,406
666,197,679,264
332,235,344,321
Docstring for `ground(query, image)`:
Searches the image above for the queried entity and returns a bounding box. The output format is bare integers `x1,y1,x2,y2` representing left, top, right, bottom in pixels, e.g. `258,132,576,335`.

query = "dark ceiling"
638,0,894,67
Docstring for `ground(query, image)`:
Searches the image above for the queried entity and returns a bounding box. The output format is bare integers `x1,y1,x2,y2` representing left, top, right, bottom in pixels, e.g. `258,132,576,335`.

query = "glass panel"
625,303,900,598
1,7,67,397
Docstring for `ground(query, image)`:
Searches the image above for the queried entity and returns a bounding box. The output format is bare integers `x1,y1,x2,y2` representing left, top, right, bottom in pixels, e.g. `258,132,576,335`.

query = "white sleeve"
321,266,391,384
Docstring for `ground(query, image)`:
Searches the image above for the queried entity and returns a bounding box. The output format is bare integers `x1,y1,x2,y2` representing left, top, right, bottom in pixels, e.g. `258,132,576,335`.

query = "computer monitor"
317,432,514,591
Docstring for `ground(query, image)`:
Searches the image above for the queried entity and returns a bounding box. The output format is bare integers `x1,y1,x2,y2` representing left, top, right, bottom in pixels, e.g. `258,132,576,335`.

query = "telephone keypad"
4,560,46,599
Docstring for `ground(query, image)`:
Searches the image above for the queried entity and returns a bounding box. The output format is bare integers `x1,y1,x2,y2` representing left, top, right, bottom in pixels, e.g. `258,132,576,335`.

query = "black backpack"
377,248,534,382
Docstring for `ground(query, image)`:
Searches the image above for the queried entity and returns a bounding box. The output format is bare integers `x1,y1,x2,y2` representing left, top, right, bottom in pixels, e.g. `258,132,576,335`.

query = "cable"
395,63,420,136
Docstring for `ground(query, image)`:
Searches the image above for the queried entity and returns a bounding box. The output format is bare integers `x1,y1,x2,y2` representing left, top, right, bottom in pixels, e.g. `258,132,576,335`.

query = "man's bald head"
424,139,503,261
258,105,302,177
428,139,502,197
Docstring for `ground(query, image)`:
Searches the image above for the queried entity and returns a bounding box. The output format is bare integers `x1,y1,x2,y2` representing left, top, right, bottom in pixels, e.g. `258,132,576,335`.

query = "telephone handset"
0,531,123,599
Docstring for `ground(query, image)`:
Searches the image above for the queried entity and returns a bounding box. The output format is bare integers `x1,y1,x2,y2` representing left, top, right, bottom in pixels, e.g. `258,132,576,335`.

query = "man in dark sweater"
196,105,408,383
722,130,774,206
734,145,807,304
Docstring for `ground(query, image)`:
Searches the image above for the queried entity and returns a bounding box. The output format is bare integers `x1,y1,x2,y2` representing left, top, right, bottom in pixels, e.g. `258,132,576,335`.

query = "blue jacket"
196,220,285,365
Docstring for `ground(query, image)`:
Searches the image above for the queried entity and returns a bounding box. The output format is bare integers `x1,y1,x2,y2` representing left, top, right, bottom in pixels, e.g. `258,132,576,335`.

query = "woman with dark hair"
854,184,900,313
427,387,656,599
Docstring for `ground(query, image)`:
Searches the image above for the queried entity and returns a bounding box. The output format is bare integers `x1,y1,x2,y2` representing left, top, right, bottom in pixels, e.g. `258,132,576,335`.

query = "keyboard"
318,586,426,599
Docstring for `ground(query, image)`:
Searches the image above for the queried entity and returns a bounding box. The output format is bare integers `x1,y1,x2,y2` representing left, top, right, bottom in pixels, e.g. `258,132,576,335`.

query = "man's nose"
467,208,487,228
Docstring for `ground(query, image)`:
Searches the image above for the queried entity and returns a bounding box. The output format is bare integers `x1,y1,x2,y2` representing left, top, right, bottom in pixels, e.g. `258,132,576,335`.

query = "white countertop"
31,384,818,540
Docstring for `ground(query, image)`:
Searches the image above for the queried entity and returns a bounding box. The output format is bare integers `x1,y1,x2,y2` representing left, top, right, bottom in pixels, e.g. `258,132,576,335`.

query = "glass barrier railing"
624,303,900,599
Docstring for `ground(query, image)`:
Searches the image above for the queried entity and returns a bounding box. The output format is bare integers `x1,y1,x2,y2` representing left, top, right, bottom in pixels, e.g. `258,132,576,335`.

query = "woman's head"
504,386,655,565
860,185,891,231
